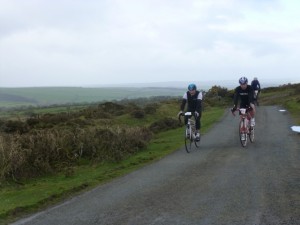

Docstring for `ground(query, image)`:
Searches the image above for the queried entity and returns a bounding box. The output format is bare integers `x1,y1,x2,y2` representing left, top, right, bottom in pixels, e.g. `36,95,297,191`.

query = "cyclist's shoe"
250,118,255,126
241,134,246,141
195,133,200,142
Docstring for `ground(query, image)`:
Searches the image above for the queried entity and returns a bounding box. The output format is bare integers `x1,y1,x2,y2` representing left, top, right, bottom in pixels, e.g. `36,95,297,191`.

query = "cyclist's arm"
180,92,188,111
196,92,203,116
180,99,187,111
233,88,239,108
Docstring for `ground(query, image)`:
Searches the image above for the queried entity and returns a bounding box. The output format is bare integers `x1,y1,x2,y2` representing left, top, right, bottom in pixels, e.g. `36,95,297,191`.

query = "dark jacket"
180,91,202,113
251,80,261,90
233,85,254,108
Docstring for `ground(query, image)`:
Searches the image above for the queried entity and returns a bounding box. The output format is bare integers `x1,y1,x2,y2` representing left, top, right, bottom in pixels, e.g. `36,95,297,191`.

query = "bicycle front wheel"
184,128,193,153
239,120,247,147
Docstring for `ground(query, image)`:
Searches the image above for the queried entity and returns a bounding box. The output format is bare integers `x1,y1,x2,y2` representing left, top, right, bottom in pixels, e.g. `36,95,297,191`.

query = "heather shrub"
1,120,29,134
149,117,180,133
0,125,152,181
144,103,157,114
76,126,152,162
130,110,145,119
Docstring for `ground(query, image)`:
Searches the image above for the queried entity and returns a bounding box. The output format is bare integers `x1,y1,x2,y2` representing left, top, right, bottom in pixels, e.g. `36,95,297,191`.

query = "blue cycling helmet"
188,83,197,91
239,77,248,85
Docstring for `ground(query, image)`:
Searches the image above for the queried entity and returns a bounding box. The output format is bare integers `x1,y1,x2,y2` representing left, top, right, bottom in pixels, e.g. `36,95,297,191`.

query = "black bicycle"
179,112,200,153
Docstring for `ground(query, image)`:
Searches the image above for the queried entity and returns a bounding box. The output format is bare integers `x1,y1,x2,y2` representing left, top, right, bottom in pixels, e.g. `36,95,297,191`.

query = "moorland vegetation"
0,83,299,223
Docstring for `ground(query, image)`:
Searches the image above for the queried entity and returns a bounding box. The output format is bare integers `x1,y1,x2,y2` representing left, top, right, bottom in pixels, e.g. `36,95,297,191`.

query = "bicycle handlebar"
231,107,252,116
178,111,198,123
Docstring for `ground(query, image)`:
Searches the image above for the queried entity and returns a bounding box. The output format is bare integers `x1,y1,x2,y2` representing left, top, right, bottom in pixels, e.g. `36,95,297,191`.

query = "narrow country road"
12,106,300,225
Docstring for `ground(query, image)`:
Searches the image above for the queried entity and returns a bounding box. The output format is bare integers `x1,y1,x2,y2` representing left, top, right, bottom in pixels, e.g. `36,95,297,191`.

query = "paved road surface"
12,106,300,225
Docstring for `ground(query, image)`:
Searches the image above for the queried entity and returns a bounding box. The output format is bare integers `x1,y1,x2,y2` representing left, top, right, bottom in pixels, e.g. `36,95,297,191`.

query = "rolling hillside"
0,87,185,108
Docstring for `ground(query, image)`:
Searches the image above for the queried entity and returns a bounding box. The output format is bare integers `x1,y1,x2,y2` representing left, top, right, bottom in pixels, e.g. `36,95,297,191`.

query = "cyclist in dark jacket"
251,77,261,105
231,77,256,126
178,83,202,141
251,77,261,91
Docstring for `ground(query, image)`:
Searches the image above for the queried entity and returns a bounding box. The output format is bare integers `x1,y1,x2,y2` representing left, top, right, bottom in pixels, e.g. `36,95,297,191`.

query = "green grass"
0,106,225,224
284,98,300,124
259,83,300,124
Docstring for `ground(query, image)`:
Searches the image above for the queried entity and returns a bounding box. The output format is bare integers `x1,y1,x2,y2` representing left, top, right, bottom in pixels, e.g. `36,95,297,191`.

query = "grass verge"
0,107,225,224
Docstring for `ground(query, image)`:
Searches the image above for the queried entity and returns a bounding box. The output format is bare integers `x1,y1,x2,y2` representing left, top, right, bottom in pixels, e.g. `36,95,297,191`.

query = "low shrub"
1,120,29,134
144,103,158,114
149,117,180,133
130,110,145,119
0,125,152,181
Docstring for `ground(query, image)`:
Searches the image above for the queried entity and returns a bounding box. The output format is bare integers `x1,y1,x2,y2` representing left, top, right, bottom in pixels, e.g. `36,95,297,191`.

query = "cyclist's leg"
195,115,201,130
195,115,201,141
249,103,256,126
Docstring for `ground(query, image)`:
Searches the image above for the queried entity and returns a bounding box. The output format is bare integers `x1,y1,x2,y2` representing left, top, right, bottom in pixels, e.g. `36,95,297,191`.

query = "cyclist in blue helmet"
178,83,202,141
231,77,256,126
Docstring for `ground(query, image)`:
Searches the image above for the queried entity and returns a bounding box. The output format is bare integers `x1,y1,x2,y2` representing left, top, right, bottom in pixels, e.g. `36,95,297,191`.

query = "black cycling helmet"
239,77,248,85
188,83,197,91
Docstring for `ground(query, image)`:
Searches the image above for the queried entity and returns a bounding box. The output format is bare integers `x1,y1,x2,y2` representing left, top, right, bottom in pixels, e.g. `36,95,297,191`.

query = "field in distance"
0,87,185,108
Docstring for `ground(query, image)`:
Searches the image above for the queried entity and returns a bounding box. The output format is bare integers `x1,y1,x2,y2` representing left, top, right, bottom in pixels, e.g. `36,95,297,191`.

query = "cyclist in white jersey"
178,83,203,141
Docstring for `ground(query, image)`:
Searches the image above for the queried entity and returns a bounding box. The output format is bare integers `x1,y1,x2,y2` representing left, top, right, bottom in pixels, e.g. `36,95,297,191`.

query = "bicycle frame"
179,112,200,153
239,108,250,147
233,108,255,147
185,112,195,134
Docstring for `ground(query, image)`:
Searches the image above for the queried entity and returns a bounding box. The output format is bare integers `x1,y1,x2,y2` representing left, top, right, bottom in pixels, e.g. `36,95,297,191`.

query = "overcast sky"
0,0,300,87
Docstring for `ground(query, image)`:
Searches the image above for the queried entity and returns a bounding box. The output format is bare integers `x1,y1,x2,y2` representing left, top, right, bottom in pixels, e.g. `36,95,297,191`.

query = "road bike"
232,108,255,147
178,112,200,153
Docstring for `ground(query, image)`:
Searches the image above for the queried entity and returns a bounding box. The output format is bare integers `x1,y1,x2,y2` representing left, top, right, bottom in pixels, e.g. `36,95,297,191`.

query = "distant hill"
88,78,300,90
1,79,299,108
0,87,186,108
0,93,38,103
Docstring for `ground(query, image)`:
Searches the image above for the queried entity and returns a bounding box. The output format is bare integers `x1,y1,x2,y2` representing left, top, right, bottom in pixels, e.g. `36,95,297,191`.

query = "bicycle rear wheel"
239,120,247,147
184,128,193,153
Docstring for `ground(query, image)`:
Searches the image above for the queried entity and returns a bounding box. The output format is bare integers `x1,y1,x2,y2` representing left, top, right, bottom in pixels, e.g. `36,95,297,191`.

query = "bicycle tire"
184,128,193,153
239,119,247,147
